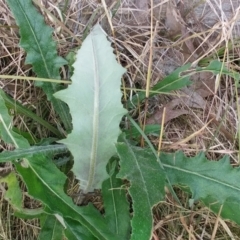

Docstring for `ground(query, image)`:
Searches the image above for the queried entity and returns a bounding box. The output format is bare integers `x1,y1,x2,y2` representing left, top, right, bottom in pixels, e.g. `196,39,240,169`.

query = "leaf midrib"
163,163,240,192
85,33,100,193
126,141,152,208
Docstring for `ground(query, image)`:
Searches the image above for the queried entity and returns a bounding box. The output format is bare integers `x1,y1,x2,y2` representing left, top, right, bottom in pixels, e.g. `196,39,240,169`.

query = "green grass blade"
43,85,72,132
0,93,29,148
6,0,72,132
0,89,62,138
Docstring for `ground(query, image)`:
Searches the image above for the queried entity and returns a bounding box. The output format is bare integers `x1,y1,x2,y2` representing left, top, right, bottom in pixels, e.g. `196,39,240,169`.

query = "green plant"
1,0,240,239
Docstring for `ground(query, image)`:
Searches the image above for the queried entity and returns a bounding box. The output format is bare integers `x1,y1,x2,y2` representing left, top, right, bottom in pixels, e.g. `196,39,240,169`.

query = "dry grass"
1,0,240,239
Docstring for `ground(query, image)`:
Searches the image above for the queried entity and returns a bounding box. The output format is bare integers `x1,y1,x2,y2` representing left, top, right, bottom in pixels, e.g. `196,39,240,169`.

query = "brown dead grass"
1,0,240,239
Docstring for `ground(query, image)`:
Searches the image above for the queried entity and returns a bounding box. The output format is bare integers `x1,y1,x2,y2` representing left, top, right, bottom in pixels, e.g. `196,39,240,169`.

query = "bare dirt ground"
1,0,240,239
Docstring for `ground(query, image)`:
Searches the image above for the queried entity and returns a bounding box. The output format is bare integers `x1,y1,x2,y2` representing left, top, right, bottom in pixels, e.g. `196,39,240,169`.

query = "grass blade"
0,89,62,138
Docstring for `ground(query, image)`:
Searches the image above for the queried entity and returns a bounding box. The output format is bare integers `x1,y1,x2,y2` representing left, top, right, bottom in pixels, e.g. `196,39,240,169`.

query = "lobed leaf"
54,24,127,193
128,63,192,108
116,134,165,240
0,86,119,239
14,154,120,240
102,160,131,239
6,0,65,79
128,60,240,109
161,151,240,225
197,60,240,80
6,0,71,132
0,171,44,220
0,172,23,212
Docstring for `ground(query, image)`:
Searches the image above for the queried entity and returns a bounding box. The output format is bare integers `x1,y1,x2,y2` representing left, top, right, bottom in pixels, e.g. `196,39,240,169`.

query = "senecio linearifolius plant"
0,0,240,239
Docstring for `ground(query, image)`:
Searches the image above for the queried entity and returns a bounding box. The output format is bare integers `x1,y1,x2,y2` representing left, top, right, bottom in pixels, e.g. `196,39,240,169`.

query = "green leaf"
64,217,97,240
0,96,46,220
6,0,72,132
6,0,66,79
0,93,29,148
12,127,37,145
161,151,240,225
124,124,160,139
54,24,127,193
197,60,240,80
0,85,118,239
0,89,62,138
151,63,191,92
38,214,65,240
197,60,240,87
15,155,121,240
116,135,165,240
0,172,23,211
102,160,131,239
126,114,181,205
0,144,68,163
128,60,240,109
128,63,192,108
0,172,43,219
